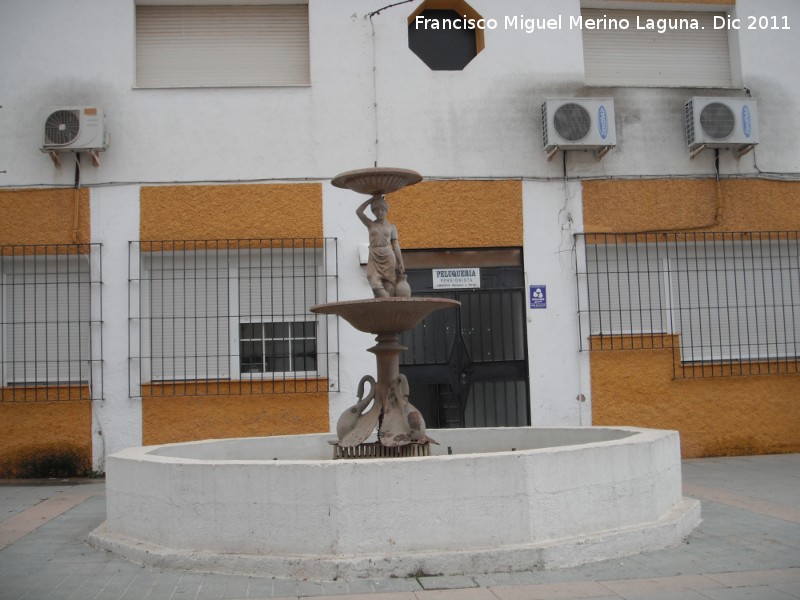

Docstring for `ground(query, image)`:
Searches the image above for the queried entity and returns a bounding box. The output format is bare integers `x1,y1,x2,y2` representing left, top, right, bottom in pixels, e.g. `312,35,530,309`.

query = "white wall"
1,0,796,185
523,180,590,426
735,0,800,173
90,185,142,469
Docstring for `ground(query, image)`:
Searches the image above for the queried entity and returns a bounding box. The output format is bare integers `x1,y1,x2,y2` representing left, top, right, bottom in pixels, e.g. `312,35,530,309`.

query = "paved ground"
1,453,799,600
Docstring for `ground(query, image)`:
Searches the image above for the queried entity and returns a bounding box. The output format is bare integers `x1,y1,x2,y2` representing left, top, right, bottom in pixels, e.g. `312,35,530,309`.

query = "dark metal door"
399,265,530,429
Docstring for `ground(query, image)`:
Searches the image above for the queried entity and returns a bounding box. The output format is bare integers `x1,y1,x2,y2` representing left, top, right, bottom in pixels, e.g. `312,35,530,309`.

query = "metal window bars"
576,231,800,379
128,238,339,397
0,243,103,401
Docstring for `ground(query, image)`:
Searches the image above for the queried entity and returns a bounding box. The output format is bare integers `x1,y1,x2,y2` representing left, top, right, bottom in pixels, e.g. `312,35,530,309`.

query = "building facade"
1,0,798,475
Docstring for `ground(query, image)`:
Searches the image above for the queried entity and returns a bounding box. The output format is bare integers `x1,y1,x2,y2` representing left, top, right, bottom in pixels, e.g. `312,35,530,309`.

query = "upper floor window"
408,0,485,71
581,8,735,87
135,4,310,88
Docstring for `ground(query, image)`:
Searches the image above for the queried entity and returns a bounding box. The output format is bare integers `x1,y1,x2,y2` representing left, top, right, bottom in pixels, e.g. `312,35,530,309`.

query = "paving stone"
490,580,616,599
616,592,710,600
270,578,301,598
368,577,424,594
697,586,798,600
773,583,800,600
414,587,498,599
295,579,329,597
416,575,478,590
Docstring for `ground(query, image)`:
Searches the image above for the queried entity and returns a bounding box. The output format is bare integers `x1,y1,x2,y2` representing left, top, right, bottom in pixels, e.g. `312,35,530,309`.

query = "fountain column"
369,333,406,446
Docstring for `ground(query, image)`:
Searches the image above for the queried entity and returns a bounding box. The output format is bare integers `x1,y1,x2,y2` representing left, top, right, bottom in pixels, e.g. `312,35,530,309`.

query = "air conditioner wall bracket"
47,151,62,168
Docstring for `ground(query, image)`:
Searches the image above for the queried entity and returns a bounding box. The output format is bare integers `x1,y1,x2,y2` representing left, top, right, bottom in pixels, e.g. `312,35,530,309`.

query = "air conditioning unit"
542,98,616,160
685,97,758,158
41,106,109,152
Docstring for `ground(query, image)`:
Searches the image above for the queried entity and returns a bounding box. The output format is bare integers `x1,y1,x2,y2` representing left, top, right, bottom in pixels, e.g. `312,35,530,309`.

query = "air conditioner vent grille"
541,98,616,159
45,110,81,146
684,97,758,156
699,102,735,140
553,103,591,142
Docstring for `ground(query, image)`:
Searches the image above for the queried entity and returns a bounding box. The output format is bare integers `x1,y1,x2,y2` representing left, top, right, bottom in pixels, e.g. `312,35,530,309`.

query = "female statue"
356,195,409,298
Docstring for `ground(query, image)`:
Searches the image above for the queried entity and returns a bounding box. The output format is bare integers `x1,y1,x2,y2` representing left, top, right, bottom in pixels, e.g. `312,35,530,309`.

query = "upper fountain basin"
330,167,423,196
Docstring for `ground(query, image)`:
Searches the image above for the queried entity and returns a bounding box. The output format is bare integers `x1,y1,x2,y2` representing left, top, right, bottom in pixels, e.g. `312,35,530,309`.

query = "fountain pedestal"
311,297,459,450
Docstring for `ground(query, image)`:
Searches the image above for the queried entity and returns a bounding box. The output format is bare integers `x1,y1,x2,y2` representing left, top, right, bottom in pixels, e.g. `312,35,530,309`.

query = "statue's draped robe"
368,245,397,285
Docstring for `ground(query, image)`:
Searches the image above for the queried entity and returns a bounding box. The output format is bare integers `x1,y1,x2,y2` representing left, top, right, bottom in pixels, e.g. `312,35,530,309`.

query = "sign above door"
432,268,481,290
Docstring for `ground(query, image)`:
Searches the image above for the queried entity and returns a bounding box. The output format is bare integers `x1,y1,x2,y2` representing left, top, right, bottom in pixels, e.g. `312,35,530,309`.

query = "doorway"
399,249,530,429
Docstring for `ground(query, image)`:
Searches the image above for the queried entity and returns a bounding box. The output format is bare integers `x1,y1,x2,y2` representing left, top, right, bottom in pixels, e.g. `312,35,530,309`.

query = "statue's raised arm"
356,196,374,228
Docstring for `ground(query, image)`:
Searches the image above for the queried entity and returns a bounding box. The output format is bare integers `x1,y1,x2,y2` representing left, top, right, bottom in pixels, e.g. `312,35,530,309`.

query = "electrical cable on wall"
366,1,418,167
4,168,800,192
713,148,725,227
367,0,415,19
73,153,82,244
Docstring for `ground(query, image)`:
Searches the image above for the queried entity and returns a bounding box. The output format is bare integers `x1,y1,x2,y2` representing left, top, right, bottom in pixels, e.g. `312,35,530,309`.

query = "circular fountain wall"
90,427,700,580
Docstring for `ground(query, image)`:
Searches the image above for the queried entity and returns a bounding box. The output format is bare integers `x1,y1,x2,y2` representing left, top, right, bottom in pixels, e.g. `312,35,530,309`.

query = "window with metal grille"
0,244,103,401
128,239,338,396
135,4,310,88
576,232,800,378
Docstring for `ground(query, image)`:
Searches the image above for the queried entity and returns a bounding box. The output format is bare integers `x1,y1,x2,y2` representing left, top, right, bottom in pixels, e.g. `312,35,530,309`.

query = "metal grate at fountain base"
332,442,431,459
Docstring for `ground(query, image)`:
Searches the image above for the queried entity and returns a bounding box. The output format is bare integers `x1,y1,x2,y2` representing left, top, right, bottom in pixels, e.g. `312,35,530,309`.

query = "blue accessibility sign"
530,285,547,309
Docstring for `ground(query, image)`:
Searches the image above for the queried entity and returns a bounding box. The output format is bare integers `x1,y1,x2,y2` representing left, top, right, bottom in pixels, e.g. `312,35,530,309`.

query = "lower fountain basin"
311,297,460,335
90,427,700,580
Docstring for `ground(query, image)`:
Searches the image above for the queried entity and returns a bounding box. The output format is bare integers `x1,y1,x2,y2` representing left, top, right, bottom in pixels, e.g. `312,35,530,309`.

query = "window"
1,244,103,400
135,4,310,88
577,232,800,378
408,1,485,71
672,239,800,365
129,239,338,396
581,8,734,87
240,321,316,375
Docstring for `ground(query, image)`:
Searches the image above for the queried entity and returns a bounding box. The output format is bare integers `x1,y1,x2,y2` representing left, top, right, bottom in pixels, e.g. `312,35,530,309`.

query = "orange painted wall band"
140,183,323,241
389,180,523,249
583,179,800,233
0,189,90,247
142,392,330,445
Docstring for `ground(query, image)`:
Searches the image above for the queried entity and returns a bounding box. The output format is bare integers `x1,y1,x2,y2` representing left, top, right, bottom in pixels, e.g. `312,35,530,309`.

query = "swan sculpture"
336,375,380,446
377,374,438,446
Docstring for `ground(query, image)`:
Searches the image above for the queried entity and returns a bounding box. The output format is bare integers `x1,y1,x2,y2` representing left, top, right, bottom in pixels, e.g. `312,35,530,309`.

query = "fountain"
90,168,700,581
314,167,459,455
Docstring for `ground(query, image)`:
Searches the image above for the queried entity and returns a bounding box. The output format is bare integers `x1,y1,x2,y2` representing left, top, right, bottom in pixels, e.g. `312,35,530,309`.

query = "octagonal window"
408,1,485,71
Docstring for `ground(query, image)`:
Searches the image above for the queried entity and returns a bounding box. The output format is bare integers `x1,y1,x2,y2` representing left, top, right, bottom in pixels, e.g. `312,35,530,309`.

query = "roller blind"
136,4,310,88
582,9,733,87
147,254,230,380
671,241,800,362
4,258,90,384
238,249,319,320
585,244,669,336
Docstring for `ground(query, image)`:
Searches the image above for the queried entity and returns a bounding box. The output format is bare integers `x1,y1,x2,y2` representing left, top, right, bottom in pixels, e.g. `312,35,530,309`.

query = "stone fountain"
89,167,700,582
313,167,459,456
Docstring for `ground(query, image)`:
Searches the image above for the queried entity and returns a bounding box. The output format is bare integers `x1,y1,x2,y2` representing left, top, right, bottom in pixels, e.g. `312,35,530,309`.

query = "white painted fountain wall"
92,427,700,579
